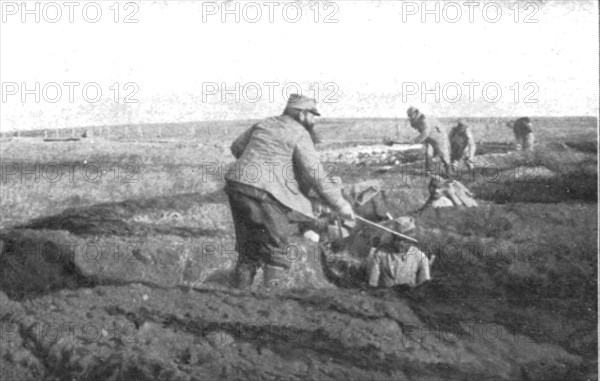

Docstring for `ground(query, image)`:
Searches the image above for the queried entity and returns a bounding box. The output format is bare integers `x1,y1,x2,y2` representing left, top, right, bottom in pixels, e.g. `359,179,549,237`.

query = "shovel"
342,215,419,244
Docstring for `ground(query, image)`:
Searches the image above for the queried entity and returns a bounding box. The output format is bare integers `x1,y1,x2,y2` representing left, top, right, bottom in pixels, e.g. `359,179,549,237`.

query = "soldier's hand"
337,200,355,221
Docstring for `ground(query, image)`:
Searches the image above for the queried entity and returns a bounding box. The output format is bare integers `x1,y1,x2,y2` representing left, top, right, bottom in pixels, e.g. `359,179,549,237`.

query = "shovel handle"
354,216,419,244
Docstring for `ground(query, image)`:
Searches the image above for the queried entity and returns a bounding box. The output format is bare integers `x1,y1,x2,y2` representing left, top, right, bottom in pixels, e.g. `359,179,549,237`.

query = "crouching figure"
367,217,431,288
506,117,535,152
415,175,478,214
449,120,476,171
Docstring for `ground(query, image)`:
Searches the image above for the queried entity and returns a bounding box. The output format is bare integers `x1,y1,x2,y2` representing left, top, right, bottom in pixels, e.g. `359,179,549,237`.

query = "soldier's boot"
263,265,287,289
234,263,256,288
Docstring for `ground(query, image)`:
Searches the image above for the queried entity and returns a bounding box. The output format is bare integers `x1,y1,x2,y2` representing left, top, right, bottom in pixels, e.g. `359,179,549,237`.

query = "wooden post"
71,128,75,138
44,130,48,139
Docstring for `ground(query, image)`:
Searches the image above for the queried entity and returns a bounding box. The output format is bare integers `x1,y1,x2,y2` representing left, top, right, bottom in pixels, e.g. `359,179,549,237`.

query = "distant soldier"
406,106,450,174
449,120,476,170
225,94,355,289
507,117,534,151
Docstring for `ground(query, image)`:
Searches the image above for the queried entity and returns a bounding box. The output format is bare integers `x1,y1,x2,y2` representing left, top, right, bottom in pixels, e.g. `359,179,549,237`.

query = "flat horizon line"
2,115,598,134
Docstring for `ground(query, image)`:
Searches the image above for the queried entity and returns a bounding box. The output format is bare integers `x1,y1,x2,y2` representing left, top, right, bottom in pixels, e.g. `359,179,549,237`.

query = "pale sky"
1,0,598,131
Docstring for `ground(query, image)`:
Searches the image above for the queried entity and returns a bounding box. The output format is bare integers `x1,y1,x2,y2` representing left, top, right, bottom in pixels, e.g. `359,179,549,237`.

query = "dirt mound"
21,191,231,238
564,141,597,154
0,282,584,380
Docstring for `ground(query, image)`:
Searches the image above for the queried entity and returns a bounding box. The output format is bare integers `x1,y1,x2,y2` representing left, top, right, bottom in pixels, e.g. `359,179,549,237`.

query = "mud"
0,141,597,380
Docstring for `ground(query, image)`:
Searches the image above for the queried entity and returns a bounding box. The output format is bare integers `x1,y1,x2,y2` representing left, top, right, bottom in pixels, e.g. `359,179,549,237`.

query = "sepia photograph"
0,1,598,380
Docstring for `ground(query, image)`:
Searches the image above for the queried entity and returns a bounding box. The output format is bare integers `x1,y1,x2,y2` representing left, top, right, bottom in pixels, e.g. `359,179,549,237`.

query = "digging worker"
449,120,476,170
224,94,355,289
406,106,451,174
507,117,535,151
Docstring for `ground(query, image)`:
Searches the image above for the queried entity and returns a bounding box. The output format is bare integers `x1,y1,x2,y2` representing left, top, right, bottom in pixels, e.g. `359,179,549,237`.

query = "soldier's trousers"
514,132,535,151
451,145,474,163
225,181,311,274
522,133,535,151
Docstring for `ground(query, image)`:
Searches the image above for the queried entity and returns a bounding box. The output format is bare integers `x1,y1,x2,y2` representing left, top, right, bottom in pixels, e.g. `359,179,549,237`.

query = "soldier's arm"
230,126,255,159
293,134,349,212
411,122,431,144
415,248,431,285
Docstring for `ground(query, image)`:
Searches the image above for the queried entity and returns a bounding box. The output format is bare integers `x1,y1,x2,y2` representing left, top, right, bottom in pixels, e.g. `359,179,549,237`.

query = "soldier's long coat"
226,114,345,218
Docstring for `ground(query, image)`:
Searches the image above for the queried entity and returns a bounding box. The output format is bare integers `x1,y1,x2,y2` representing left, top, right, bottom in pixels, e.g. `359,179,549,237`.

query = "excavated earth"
0,140,597,380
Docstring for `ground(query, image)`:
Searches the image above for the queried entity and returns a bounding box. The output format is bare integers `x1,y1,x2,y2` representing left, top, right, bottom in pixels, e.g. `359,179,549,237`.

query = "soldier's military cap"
285,93,321,116
406,106,419,116
390,216,416,234
375,216,417,246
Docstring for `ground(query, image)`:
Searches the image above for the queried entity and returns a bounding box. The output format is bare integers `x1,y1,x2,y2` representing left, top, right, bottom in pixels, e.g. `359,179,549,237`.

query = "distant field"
0,116,597,229
4,116,597,145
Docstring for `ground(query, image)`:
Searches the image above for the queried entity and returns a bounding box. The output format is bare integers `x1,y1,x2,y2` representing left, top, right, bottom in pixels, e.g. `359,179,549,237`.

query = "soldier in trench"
224,94,355,289
366,217,431,288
